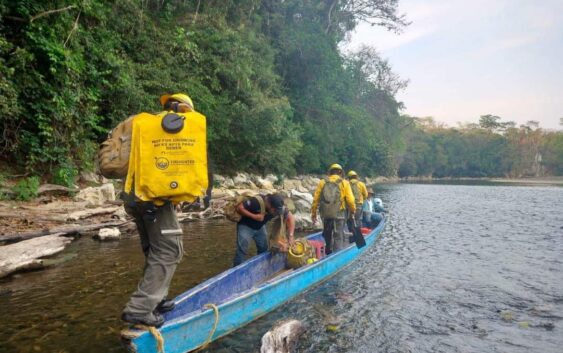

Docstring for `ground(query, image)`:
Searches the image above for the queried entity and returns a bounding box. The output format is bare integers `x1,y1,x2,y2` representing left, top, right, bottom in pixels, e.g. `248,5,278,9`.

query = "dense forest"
0,0,562,184
398,116,563,178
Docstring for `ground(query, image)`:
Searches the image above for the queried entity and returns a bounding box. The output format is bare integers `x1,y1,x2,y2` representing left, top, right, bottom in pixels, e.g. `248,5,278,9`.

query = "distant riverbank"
399,176,563,185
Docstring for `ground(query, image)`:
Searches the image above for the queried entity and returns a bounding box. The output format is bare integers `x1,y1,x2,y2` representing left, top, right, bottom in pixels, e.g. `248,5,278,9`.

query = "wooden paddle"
347,218,366,249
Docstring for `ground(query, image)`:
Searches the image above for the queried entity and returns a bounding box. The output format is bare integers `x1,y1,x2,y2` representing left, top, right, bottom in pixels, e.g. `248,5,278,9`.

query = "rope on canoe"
135,325,165,353
196,303,220,351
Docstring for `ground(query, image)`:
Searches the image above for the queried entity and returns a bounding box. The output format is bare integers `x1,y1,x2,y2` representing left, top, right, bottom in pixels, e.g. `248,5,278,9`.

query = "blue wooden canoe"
122,217,385,353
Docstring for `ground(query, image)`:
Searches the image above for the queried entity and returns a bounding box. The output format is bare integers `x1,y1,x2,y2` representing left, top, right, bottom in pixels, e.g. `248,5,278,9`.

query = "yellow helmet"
160,93,194,110
347,170,358,178
328,163,343,171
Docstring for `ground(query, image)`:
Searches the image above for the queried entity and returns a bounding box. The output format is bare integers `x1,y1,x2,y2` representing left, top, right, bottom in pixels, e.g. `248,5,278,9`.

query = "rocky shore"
0,172,390,278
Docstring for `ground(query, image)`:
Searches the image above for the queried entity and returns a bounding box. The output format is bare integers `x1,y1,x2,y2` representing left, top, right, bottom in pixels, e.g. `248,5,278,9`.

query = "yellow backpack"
124,111,208,205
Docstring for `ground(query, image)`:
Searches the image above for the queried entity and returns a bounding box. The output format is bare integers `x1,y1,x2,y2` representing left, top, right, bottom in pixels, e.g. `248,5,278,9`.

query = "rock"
301,176,320,191
282,179,303,191
212,189,236,199
254,177,275,190
111,208,128,221
95,227,121,241
79,171,101,184
290,189,313,204
293,212,319,230
265,174,278,184
233,173,250,186
99,183,116,201
213,174,226,183
222,178,235,189
0,234,73,278
234,189,258,196
293,199,312,213
74,183,116,206
260,319,306,353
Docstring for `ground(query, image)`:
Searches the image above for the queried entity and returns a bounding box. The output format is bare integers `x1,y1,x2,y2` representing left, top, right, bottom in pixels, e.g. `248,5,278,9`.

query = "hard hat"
347,170,358,178
160,93,194,109
374,198,383,207
328,163,343,171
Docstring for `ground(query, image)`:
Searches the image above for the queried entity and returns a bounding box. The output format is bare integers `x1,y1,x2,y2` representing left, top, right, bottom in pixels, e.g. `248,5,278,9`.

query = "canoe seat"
308,240,326,259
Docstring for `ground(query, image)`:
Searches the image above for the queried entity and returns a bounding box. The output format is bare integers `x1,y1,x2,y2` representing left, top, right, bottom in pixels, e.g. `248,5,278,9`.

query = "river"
1,182,562,353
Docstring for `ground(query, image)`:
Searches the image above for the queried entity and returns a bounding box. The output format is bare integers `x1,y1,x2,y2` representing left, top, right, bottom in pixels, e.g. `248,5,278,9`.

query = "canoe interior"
165,232,326,323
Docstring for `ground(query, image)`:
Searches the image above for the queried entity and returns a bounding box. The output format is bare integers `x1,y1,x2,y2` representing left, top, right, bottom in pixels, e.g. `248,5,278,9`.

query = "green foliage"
0,0,407,177
52,164,78,188
274,174,285,187
13,176,40,201
542,132,563,175
398,117,563,178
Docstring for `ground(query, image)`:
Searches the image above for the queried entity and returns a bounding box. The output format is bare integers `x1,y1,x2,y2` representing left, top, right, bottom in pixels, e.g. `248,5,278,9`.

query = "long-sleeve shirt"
311,175,356,218
349,179,368,205
362,198,385,213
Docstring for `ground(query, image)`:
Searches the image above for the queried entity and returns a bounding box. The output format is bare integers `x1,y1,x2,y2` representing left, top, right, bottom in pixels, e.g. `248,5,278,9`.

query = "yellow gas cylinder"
287,240,313,269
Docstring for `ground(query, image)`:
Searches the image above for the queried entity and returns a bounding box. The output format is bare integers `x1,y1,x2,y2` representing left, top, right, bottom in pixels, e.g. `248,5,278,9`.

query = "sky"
346,0,563,130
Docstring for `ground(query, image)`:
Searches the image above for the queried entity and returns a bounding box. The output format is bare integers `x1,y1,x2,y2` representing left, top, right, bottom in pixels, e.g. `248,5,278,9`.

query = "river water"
1,182,562,353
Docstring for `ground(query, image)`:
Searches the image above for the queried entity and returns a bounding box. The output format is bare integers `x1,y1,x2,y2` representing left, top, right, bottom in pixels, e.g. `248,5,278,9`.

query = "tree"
347,45,409,96
325,0,409,35
479,114,501,131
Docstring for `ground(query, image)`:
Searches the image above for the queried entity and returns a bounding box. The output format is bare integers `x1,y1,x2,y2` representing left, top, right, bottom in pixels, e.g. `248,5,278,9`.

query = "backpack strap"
324,177,342,185
256,195,266,215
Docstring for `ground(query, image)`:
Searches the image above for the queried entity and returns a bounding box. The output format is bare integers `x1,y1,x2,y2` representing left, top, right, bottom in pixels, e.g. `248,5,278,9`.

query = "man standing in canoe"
311,164,356,254
347,170,368,226
107,93,210,328
233,193,296,266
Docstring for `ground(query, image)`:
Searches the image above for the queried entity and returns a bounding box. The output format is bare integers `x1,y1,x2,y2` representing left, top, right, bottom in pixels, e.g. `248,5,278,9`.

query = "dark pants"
363,211,383,228
233,223,268,266
123,201,183,319
322,217,345,255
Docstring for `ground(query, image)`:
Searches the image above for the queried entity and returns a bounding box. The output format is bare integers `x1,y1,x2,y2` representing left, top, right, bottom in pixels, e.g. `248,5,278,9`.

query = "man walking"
311,164,356,254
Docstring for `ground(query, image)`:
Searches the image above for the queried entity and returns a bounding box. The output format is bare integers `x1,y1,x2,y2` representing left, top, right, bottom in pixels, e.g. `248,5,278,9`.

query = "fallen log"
38,183,78,195
0,220,130,243
0,211,67,223
66,206,120,221
0,234,73,278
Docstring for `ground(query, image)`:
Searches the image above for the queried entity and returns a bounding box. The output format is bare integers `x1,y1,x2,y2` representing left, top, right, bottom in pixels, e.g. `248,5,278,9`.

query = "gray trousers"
321,210,346,254
123,201,183,317
354,206,362,224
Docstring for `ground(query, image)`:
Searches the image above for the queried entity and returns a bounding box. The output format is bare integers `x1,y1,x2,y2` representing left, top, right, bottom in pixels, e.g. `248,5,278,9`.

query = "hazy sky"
347,0,563,130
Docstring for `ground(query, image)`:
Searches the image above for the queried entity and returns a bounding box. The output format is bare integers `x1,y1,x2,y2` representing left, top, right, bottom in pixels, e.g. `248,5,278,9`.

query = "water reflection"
1,183,562,353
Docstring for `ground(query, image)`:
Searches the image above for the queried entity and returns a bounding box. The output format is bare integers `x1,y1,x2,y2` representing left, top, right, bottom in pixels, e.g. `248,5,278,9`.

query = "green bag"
224,193,265,222
319,178,342,219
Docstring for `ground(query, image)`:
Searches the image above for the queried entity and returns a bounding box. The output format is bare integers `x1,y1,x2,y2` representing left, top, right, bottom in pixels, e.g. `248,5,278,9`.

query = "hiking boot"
121,311,165,328
156,299,176,313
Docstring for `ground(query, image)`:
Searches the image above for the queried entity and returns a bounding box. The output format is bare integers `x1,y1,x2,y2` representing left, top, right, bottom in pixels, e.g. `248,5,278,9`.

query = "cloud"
346,0,563,131
348,24,437,52
497,34,538,49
